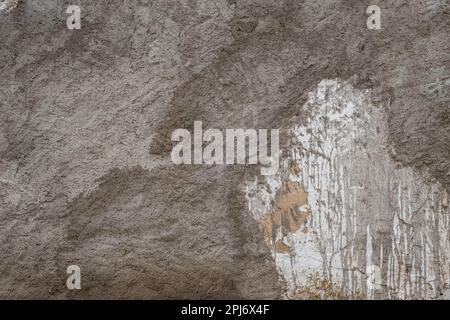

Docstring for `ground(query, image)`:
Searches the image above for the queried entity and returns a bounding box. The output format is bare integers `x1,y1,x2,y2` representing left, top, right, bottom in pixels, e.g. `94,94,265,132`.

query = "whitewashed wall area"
245,79,450,299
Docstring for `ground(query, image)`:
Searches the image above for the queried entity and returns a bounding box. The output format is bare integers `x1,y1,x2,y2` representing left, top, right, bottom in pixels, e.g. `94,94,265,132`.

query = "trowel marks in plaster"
244,79,450,300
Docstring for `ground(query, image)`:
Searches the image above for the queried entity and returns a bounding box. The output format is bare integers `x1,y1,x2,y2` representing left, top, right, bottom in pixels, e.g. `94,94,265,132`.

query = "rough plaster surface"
0,0,449,299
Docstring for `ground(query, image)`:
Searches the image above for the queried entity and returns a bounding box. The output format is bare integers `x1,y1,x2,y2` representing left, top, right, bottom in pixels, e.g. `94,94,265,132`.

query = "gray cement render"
0,0,448,299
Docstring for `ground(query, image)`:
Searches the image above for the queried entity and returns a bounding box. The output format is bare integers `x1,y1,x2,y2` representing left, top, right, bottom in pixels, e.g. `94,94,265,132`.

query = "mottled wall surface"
0,1,449,299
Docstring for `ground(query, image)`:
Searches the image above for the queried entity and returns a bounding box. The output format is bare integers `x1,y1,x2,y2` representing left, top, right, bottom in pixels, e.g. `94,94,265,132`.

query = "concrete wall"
0,0,448,299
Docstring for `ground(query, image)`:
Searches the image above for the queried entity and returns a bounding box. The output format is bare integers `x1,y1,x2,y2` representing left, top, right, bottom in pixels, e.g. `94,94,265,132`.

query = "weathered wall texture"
0,0,449,299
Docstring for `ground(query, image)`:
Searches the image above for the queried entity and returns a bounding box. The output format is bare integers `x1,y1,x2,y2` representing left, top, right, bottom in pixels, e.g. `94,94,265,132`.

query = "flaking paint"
245,79,450,299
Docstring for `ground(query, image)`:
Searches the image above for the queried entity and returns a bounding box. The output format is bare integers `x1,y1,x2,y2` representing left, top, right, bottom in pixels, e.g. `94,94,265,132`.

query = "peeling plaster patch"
244,79,450,299
259,181,309,244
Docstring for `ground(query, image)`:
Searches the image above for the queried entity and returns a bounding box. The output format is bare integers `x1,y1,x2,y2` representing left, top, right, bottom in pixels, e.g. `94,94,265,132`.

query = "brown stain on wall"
289,161,300,176
275,239,292,255
259,181,309,248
